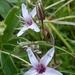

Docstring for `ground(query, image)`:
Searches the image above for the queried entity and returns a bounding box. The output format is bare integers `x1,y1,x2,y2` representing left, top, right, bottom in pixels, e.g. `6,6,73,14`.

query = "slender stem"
41,20,47,42
45,28,58,65
49,16,75,21
41,20,58,65
68,3,71,13
0,50,31,66
45,28,54,45
54,52,61,65
46,23,74,53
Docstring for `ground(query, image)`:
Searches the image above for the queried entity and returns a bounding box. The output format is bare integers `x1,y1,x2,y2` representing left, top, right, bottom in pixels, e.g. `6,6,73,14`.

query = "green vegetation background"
0,0,75,75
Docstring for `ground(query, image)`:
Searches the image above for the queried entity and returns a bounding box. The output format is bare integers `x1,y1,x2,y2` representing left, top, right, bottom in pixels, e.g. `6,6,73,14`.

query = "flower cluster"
17,2,63,75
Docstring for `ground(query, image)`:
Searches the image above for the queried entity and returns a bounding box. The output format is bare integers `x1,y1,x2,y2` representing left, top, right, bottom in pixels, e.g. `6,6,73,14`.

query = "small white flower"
24,47,63,75
17,3,40,37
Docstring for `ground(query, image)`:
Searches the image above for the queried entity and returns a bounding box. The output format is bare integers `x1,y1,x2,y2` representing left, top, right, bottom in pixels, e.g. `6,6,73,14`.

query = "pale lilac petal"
29,22,40,32
26,47,39,67
30,7,36,18
24,68,38,75
45,67,63,75
40,47,55,66
22,3,29,20
17,25,29,37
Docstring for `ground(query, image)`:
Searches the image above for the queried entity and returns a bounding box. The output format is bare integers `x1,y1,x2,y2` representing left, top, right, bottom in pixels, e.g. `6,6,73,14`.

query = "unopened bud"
0,22,6,35
36,0,45,20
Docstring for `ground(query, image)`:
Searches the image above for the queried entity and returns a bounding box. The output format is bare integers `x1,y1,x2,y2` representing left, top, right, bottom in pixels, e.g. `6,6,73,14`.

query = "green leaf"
2,6,19,43
0,0,11,18
1,53,18,75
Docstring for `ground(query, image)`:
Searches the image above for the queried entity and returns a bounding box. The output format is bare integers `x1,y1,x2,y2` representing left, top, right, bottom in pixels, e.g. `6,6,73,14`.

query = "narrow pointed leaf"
1,53,17,75
2,6,19,43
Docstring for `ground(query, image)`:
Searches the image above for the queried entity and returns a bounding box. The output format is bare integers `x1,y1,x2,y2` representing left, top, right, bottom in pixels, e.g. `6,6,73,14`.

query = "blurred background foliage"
0,0,75,75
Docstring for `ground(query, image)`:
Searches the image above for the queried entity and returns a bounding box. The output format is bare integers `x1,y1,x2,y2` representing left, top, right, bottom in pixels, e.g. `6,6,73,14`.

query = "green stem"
46,23,74,53
0,50,31,66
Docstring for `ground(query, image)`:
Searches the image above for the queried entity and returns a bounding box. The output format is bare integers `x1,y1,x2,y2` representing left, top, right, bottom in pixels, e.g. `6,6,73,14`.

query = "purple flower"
17,3,40,37
24,47,63,75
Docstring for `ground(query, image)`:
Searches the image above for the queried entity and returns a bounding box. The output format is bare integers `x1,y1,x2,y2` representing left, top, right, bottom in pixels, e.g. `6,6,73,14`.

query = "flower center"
27,19,33,26
36,64,46,73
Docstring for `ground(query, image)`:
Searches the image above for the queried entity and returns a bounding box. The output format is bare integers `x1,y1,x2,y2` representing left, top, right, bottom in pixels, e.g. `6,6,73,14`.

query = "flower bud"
0,22,6,35
36,0,45,21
